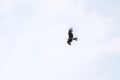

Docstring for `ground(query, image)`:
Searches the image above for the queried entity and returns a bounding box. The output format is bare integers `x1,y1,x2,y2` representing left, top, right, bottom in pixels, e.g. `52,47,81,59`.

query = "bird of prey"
67,28,77,45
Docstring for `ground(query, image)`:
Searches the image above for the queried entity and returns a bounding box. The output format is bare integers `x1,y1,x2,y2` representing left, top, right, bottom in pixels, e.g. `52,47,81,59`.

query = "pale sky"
0,0,120,80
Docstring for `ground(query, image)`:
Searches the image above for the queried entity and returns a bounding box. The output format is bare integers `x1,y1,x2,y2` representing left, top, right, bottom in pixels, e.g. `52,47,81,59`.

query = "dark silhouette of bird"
67,28,77,45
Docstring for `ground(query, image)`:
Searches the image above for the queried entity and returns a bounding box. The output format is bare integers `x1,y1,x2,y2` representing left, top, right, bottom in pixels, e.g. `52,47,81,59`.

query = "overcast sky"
0,0,120,80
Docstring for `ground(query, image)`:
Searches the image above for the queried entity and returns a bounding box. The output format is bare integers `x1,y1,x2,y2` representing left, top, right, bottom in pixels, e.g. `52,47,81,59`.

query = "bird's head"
69,28,73,33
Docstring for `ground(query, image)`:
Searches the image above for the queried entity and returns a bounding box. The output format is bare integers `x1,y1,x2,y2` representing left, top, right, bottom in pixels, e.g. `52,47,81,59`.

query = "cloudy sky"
0,0,120,80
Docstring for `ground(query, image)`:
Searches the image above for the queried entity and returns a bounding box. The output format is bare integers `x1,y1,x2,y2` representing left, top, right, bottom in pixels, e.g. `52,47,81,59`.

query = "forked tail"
73,37,78,41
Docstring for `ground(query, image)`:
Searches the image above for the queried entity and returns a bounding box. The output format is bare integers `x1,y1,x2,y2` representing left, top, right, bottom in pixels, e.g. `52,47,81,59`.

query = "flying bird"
67,28,78,45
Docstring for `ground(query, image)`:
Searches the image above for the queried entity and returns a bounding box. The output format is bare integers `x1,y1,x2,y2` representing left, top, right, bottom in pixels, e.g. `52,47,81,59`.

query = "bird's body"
67,28,77,45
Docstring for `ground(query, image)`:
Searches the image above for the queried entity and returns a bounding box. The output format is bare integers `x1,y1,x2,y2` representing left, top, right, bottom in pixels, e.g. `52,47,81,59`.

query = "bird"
67,28,77,45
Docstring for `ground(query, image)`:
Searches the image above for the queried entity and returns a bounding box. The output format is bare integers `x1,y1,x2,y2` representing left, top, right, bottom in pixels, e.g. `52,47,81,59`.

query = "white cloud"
45,0,70,13
99,37,120,54
0,0,120,80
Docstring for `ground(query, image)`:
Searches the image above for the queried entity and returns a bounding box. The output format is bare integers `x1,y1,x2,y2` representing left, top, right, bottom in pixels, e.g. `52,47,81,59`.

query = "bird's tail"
73,37,78,41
